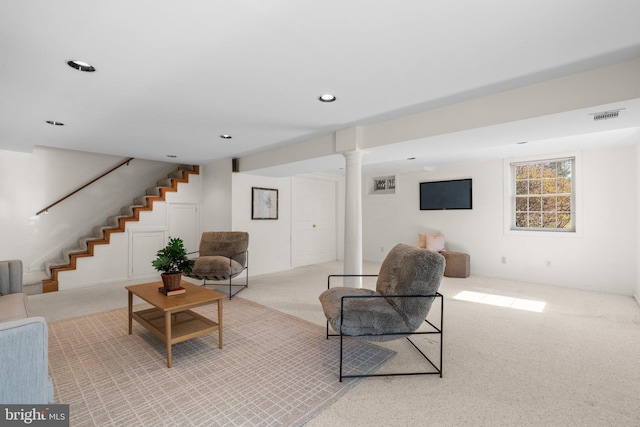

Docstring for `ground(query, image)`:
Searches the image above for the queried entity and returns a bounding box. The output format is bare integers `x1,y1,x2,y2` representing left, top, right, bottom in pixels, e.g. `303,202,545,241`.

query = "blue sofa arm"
0,316,54,404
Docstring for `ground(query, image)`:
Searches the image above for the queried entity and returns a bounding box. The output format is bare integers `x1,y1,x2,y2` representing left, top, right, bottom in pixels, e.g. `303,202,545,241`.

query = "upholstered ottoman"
441,251,470,278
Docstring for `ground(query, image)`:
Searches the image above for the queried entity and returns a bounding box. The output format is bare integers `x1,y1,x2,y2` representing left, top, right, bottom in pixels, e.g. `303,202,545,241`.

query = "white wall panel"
129,229,166,278
169,203,199,253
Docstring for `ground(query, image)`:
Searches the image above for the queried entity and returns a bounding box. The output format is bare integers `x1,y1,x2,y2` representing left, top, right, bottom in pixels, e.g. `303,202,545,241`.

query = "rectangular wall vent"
591,108,623,121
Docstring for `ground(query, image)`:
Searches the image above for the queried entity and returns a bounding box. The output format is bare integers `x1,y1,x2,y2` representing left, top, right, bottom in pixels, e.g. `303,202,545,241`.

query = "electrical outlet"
545,260,552,268
380,246,385,252
501,257,507,264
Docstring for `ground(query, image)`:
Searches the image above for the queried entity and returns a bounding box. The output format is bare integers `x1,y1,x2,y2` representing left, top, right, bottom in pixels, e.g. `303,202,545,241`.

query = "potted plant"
152,237,195,290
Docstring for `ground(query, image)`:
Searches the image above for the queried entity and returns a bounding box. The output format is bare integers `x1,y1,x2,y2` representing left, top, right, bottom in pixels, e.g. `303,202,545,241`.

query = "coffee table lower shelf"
131,307,222,367
133,308,221,345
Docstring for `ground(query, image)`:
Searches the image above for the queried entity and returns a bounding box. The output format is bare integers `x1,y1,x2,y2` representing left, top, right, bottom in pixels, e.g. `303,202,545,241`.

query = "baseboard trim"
57,274,160,292
634,292,640,308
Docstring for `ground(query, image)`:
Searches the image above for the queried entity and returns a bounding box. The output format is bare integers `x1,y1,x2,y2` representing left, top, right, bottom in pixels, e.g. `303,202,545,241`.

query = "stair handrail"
36,157,135,216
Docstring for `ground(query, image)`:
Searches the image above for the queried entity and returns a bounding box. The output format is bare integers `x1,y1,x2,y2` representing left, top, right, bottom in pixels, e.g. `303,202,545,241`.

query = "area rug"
47,297,395,426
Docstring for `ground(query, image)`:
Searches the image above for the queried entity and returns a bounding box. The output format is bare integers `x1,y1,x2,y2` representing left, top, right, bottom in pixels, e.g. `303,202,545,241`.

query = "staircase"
39,165,199,293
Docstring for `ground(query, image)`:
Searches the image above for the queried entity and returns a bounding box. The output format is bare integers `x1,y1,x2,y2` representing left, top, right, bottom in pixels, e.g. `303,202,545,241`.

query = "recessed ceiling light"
46,120,64,126
166,155,177,158
67,60,96,72
318,94,336,103
220,134,232,139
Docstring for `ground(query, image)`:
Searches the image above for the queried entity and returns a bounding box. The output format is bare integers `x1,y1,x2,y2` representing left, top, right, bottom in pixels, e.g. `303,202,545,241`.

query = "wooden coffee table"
126,280,225,367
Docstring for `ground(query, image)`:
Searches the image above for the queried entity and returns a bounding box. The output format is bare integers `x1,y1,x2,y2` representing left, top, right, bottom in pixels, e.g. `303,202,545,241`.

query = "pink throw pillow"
426,234,445,252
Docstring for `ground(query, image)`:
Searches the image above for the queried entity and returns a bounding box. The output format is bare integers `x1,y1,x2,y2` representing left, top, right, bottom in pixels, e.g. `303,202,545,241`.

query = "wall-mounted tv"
420,178,472,210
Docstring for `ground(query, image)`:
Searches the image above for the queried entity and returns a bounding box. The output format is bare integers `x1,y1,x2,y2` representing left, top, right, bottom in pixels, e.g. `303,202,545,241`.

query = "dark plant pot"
161,273,182,291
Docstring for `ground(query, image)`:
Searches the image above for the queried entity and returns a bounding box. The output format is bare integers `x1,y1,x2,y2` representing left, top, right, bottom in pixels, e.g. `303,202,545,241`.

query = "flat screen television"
420,178,472,210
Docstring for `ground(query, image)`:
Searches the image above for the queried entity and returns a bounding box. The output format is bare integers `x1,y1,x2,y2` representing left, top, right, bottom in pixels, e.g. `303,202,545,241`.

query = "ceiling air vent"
590,108,624,121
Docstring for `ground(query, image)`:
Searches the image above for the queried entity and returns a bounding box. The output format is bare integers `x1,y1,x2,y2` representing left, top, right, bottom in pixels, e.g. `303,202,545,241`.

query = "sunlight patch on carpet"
454,290,546,312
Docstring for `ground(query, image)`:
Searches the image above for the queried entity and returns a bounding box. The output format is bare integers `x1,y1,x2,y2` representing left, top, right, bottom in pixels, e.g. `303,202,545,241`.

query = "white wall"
636,142,640,305
0,146,176,272
363,145,637,295
231,173,292,276
3,143,637,296
201,159,233,232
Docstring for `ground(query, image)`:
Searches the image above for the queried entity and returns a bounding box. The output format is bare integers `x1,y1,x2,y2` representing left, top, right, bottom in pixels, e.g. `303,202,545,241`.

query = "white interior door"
292,176,337,267
168,203,199,253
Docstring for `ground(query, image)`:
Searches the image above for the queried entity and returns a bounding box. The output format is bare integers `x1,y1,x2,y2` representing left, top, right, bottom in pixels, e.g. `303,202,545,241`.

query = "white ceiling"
2,0,640,176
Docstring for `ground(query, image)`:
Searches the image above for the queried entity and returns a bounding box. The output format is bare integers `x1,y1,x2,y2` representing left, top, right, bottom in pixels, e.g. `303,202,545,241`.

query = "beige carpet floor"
47,297,394,426
30,261,640,426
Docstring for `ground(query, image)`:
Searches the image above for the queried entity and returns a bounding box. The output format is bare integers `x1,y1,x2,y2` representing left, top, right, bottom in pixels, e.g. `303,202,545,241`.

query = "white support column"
343,149,363,287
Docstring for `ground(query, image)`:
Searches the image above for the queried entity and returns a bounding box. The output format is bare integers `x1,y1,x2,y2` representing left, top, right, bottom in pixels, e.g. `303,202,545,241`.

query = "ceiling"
2,1,640,176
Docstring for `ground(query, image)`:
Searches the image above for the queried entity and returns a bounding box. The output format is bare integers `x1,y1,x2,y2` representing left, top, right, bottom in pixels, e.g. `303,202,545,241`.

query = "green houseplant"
152,237,195,290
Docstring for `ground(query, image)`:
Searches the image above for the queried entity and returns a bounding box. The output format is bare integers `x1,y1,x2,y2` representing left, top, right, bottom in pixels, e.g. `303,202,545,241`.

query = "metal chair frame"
198,250,249,299
325,274,443,382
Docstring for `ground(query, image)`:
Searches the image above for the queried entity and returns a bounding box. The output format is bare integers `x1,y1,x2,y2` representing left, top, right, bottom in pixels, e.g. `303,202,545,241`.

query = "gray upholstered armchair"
187,231,249,299
319,243,445,381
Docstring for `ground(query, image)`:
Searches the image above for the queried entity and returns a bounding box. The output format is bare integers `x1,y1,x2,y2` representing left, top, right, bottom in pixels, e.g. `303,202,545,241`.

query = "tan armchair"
187,232,249,299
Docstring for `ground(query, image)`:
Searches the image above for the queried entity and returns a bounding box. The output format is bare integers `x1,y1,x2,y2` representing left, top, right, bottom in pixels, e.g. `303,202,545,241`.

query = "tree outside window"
512,158,574,231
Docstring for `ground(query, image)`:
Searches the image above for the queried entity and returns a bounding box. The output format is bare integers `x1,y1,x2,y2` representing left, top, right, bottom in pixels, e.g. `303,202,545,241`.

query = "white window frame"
503,152,583,238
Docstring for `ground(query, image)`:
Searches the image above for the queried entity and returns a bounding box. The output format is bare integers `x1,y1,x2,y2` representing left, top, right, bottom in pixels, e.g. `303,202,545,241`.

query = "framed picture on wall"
252,187,279,220
369,174,397,196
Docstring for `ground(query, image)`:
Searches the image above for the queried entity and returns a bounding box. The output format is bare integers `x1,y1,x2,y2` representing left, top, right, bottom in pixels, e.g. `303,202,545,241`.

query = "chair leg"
201,274,248,300
334,294,444,381
339,334,344,382
227,254,248,300
338,332,442,381
227,268,249,300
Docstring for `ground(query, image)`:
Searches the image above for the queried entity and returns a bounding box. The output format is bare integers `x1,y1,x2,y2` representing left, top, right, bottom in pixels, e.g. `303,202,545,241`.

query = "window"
511,157,575,232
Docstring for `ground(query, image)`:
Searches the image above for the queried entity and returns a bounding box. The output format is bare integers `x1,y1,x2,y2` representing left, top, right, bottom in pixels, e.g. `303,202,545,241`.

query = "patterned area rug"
48,297,394,426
